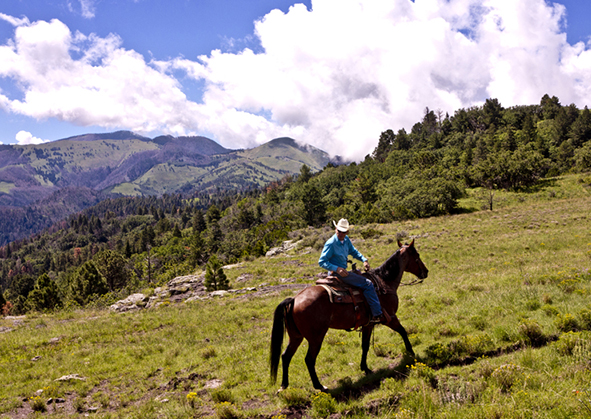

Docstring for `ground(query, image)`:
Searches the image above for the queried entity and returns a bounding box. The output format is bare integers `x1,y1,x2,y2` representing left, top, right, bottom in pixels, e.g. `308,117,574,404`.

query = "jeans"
335,271,383,317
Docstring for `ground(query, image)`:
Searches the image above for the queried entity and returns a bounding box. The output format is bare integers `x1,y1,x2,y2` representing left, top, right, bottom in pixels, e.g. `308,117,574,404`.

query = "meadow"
1,174,590,418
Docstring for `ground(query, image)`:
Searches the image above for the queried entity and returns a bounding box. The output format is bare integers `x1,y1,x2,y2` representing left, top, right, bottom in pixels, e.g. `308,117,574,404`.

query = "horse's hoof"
276,387,286,394
363,368,373,375
315,385,328,392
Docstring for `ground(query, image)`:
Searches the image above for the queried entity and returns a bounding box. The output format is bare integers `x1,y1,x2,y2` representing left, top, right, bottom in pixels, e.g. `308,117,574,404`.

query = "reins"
400,277,424,286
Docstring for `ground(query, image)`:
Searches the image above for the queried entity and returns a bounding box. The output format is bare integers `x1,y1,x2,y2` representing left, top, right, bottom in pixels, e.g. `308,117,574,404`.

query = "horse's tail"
270,297,294,384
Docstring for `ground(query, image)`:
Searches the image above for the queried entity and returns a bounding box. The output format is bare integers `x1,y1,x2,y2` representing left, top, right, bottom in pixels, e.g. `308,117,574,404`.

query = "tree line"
1,94,590,315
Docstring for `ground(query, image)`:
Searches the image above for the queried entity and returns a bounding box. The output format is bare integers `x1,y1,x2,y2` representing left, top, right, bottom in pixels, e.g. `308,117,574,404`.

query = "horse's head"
398,239,429,280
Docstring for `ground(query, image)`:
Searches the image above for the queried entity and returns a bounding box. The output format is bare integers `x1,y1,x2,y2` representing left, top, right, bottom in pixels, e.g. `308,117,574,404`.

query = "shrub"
554,331,582,356
29,396,46,413
204,255,229,291
425,342,453,363
469,315,488,330
210,388,234,404
201,346,217,359
410,362,437,387
542,304,559,317
555,313,579,332
518,319,546,346
186,391,202,409
215,401,240,419
578,309,591,330
310,392,337,418
491,363,523,392
277,388,309,408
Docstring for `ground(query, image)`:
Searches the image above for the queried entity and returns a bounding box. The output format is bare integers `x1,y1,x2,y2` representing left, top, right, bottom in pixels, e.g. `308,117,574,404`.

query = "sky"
1,0,591,160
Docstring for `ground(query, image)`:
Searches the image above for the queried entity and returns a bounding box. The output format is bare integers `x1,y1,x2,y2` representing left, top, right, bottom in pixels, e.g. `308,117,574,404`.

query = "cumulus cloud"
15,130,48,145
1,0,591,160
0,18,208,137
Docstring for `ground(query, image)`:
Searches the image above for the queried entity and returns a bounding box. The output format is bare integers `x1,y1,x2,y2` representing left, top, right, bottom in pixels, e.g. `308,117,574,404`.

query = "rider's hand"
363,261,370,271
336,267,348,277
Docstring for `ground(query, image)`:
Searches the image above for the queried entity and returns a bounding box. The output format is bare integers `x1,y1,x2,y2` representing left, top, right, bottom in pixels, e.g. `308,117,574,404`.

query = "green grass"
1,173,591,417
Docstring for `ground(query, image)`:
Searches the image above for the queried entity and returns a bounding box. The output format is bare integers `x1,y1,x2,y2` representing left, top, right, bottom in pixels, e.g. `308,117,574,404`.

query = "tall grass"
1,174,590,418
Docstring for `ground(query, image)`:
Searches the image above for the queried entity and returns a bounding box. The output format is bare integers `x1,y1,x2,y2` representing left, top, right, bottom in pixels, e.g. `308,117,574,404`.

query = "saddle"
315,269,386,330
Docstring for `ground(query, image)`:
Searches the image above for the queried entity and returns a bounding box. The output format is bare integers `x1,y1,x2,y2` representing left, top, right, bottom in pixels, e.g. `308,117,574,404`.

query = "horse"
270,239,428,391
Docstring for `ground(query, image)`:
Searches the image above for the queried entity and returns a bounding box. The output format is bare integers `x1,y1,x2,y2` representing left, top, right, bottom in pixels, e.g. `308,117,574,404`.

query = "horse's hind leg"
280,335,303,390
388,315,415,357
305,339,327,391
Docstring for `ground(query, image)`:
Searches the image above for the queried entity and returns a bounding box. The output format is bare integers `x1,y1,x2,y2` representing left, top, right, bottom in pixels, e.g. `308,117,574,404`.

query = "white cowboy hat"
333,218,350,232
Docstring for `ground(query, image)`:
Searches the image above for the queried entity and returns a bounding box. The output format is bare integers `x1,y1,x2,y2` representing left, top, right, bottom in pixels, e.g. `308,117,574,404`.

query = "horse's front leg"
360,326,374,374
388,315,415,357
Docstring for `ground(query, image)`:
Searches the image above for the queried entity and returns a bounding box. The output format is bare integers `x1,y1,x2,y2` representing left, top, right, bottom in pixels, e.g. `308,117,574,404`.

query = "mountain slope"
0,132,335,244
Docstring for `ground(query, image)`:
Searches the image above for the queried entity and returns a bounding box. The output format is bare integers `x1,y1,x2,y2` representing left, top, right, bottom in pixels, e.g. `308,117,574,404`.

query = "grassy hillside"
0,175,590,418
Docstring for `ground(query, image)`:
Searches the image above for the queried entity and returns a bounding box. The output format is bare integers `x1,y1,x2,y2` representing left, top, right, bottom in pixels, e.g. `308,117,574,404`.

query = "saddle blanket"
315,276,365,305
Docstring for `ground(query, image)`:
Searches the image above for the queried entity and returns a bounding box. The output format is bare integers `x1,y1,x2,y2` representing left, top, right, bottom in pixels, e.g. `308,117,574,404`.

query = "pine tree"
204,255,229,291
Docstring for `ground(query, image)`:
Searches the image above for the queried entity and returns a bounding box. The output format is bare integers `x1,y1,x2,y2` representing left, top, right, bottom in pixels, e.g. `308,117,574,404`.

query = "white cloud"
0,18,208,137
79,0,96,19
1,0,591,160
0,13,30,27
15,130,47,145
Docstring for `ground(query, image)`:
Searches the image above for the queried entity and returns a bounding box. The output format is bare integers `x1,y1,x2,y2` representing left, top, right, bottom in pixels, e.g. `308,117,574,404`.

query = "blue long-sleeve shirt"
318,234,367,272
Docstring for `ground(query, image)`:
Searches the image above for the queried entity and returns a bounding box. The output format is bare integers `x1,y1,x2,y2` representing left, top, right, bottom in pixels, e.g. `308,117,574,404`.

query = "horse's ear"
410,238,415,247
397,239,403,248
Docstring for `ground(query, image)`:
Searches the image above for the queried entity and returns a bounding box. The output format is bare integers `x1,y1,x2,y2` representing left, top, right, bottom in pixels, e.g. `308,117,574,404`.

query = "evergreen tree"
301,182,326,227
192,209,206,232
172,224,182,238
94,250,128,292
568,106,591,148
298,164,313,183
204,255,229,291
27,273,62,312
373,130,394,162
189,231,205,268
70,261,109,306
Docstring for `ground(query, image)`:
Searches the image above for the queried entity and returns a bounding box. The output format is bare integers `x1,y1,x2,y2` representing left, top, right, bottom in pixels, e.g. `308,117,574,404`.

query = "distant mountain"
0,131,337,244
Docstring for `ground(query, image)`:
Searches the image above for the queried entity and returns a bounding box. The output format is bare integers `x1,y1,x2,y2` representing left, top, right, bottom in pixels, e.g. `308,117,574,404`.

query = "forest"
1,94,590,315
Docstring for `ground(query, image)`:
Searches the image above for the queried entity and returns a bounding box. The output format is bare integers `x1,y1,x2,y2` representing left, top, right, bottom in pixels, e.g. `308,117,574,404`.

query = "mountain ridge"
0,132,338,245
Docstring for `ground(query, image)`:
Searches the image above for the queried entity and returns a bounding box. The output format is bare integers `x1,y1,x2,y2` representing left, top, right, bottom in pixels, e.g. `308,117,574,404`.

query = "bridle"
399,246,426,286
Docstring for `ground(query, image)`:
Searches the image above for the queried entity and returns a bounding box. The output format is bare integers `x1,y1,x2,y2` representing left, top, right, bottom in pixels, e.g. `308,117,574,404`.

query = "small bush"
310,392,337,418
425,342,453,363
201,347,217,359
518,319,546,346
29,396,46,413
410,362,437,387
277,388,309,408
578,309,591,330
215,401,240,419
554,331,582,356
360,227,383,239
211,388,234,404
542,304,559,317
469,315,488,330
491,363,523,392
555,313,579,332
525,299,541,311
186,391,202,409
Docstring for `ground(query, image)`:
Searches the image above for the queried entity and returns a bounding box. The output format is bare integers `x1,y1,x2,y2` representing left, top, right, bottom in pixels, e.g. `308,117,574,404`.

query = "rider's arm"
345,237,367,263
318,239,339,272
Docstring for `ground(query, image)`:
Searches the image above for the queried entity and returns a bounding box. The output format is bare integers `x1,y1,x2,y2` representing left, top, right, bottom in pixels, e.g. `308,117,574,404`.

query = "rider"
318,218,386,324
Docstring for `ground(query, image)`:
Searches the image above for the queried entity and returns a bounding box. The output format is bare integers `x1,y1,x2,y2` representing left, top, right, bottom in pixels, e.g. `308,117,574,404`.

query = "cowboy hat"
333,218,350,232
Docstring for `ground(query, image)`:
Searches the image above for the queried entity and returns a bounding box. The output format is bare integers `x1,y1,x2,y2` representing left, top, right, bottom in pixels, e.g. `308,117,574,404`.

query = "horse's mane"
374,248,401,282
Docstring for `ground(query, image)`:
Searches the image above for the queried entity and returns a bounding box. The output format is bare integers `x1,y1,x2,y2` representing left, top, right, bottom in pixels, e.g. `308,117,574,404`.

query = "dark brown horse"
270,239,428,391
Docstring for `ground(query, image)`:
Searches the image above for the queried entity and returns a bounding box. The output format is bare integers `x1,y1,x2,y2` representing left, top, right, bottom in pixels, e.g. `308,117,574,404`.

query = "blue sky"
1,0,590,159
